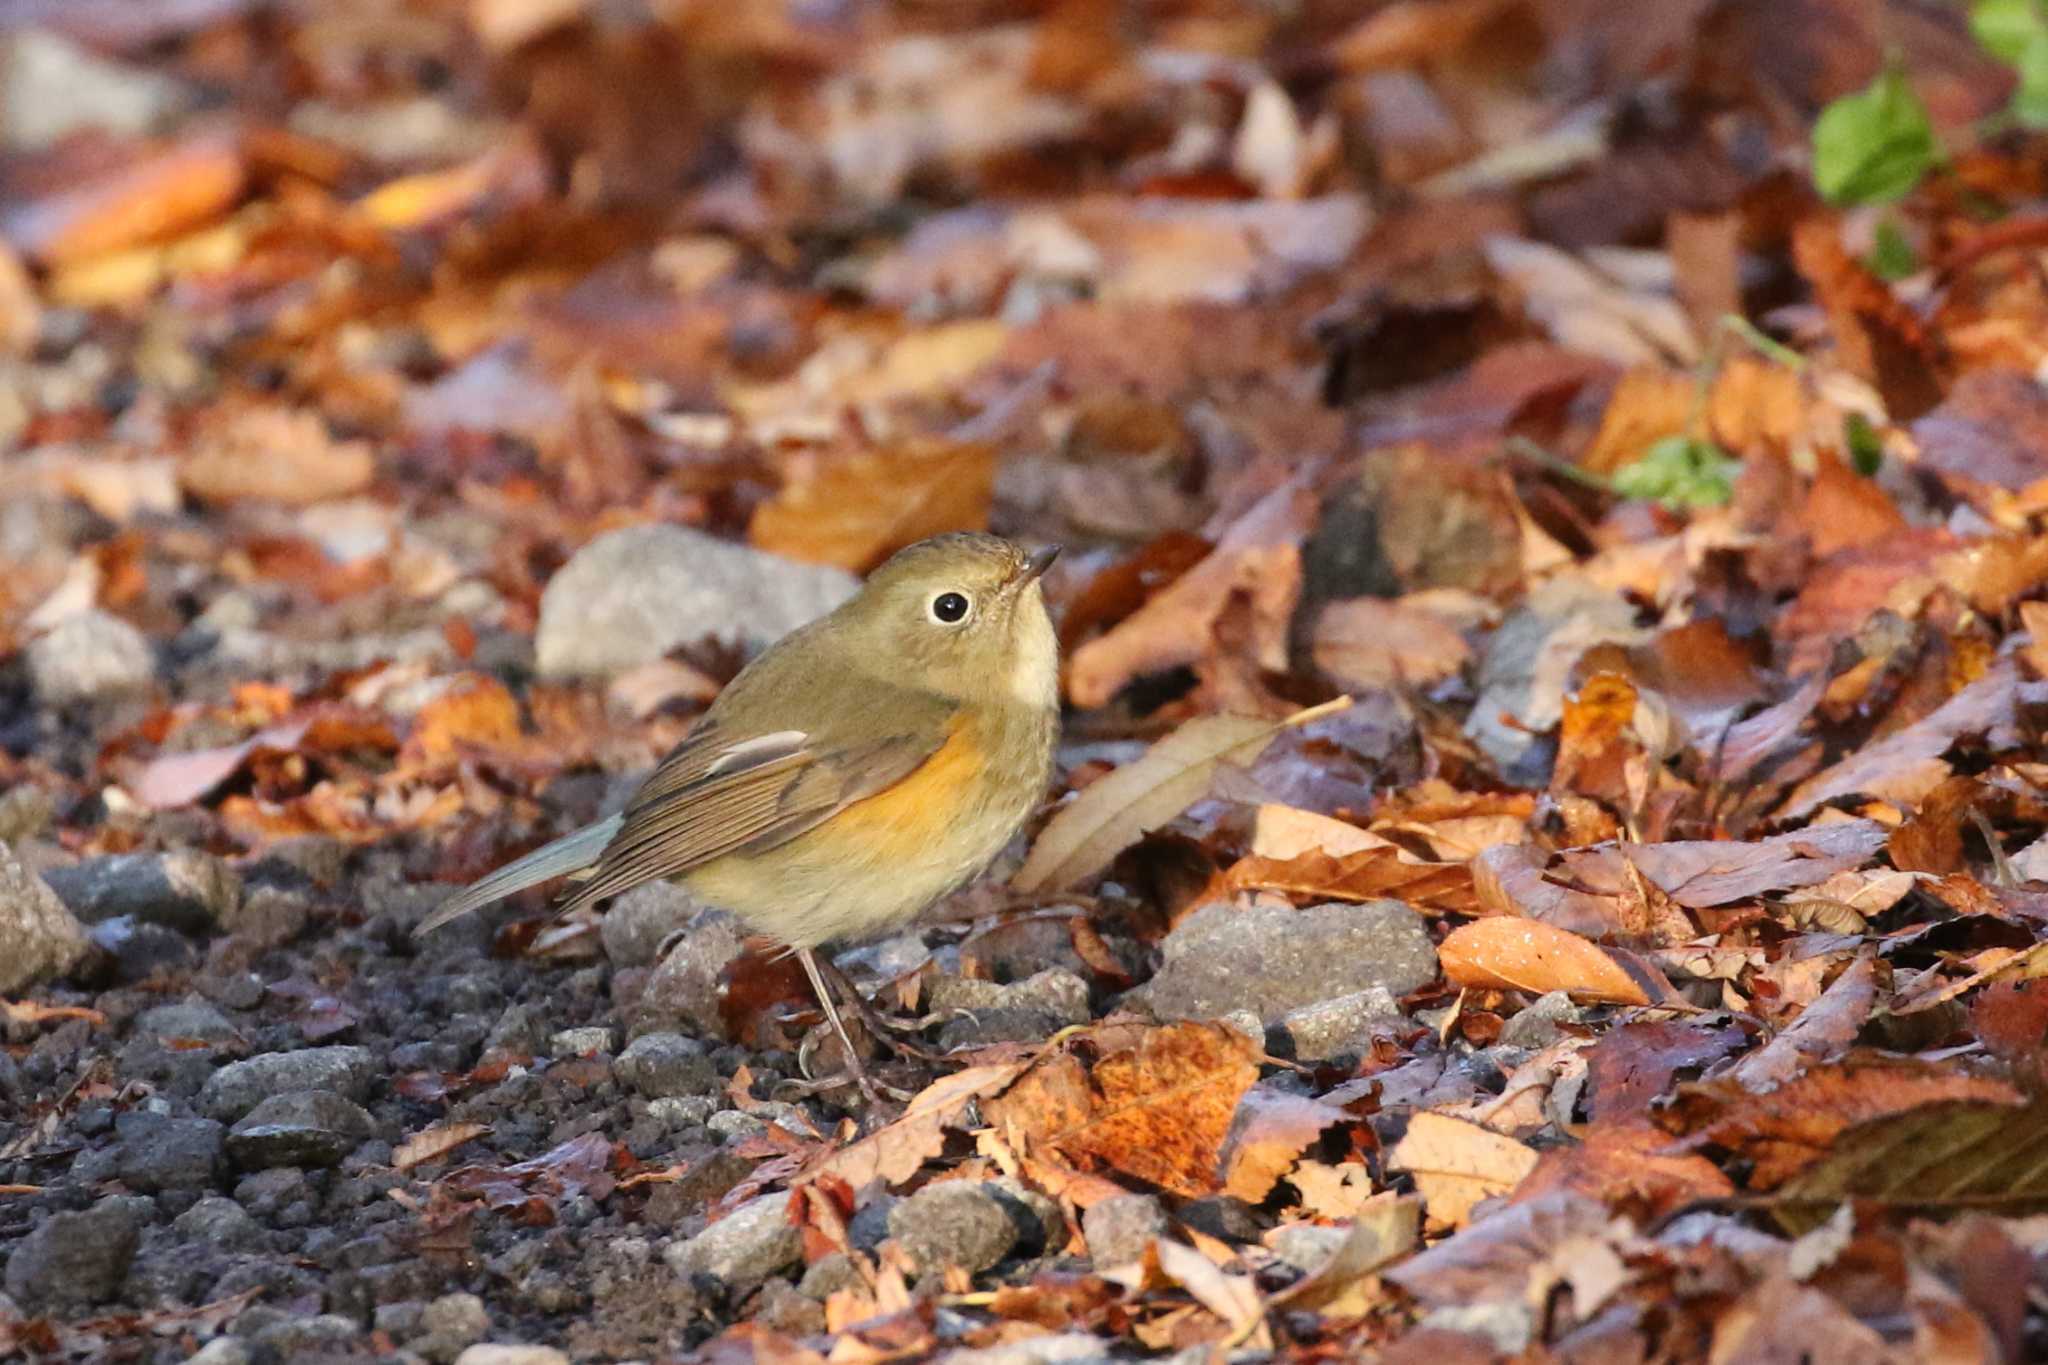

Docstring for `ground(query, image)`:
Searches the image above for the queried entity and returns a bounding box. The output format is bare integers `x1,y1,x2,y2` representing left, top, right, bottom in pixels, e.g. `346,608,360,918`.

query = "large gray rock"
663,1193,803,1292
887,1181,1019,1275
0,839,86,993
199,1045,377,1121
42,849,242,935
226,1090,375,1169
1128,898,1437,1025
636,909,748,1040
115,1112,225,1192
535,525,857,678
600,881,699,968
1081,1193,1168,1268
26,609,155,703
4,1198,144,1310
615,1033,717,1099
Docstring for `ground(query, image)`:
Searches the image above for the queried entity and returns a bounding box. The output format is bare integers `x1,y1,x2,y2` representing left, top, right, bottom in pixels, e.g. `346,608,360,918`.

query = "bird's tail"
412,813,623,937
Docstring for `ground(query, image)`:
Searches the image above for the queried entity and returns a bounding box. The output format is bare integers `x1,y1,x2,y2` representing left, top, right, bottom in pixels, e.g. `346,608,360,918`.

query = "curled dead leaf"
1017,697,1349,894
1438,918,1652,1006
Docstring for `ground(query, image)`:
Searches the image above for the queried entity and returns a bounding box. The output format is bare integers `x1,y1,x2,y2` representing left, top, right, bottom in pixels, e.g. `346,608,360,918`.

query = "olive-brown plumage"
416,532,1061,1100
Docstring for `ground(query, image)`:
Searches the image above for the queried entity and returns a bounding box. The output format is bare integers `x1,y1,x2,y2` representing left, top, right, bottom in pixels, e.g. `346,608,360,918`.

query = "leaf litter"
13,2,2048,1362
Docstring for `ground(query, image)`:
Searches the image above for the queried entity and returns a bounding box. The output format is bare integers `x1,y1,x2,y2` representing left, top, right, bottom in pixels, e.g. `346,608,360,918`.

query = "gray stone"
0,786,53,843
798,1251,864,1301
1128,899,1436,1025
887,1181,1019,1276
1,29,192,151
115,1112,224,1191
1499,990,1584,1049
133,998,238,1044
414,1292,490,1364
91,916,193,981
600,881,700,968
454,1349,571,1365
42,849,242,935
1277,985,1404,1061
663,1192,803,1292
173,1196,264,1250
26,609,155,703
1269,1222,1352,1273
199,1045,377,1121
937,1333,1112,1365
930,968,1091,1050
1082,1193,1168,1268
535,524,857,678
253,1314,360,1355
638,909,748,1039
550,1026,616,1057
0,839,86,993
226,1090,374,1169
616,1033,717,1099
3,1198,143,1310
187,1339,252,1365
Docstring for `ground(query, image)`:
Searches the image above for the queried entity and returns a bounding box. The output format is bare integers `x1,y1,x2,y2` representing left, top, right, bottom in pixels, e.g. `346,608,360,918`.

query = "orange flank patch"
827,718,984,849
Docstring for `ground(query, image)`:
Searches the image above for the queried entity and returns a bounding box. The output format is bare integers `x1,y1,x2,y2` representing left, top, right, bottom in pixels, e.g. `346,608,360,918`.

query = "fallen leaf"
1015,697,1348,894
1781,663,2019,818
1437,919,1653,1006
1512,1125,1733,1221
750,438,996,573
1066,472,1316,709
803,1061,1029,1190
1268,1193,1419,1315
1311,596,1474,692
1219,1086,1349,1203
1727,948,1878,1091
1658,1055,2024,1191
180,406,376,506
1385,1111,1539,1228
404,674,526,764
394,1122,492,1172
1213,846,1480,916
985,1021,1260,1198
1,134,245,267
1151,1238,1270,1346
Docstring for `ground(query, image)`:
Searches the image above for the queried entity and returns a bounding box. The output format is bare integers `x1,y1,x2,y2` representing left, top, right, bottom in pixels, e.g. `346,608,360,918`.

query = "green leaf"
1844,412,1884,476
2014,29,2048,127
1867,218,1918,280
1609,435,1741,509
1971,0,2045,63
1812,67,1939,205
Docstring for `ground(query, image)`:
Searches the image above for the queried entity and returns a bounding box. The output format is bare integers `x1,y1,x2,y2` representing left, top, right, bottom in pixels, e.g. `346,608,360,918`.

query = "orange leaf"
983,1021,1259,1198
750,438,996,572
1438,918,1651,1005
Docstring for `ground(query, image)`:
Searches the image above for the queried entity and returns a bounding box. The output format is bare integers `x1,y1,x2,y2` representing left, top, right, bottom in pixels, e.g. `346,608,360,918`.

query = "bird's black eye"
929,591,971,624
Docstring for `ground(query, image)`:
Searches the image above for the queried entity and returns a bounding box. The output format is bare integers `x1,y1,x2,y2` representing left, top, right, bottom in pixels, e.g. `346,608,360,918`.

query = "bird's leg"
815,955,948,1061
796,947,915,1105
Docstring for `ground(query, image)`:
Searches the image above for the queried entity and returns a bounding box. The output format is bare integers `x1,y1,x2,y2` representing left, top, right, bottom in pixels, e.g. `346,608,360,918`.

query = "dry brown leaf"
1726,949,1877,1090
180,407,375,506
750,438,996,573
2,135,246,267
1249,804,1389,859
1580,367,1691,477
984,1021,1260,1198
1438,919,1651,1006
1151,1238,1270,1346
803,1061,1029,1190
1386,1111,1538,1229
1213,847,1480,916
1311,596,1473,692
1219,1087,1349,1203
1781,663,2018,818
1066,472,1315,709
404,674,525,764
1269,1193,1418,1317
394,1122,491,1172
1015,697,1347,894
1658,1055,2025,1190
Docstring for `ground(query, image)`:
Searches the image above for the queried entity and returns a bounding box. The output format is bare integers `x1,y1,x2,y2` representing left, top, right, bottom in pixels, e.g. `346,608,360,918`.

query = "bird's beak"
1018,545,1060,586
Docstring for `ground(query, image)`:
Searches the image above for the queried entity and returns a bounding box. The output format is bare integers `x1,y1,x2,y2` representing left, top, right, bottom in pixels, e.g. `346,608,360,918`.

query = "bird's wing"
555,691,957,916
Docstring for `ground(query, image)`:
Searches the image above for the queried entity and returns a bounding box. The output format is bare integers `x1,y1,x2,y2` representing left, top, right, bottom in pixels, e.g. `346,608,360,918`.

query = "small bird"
416,532,1061,1101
